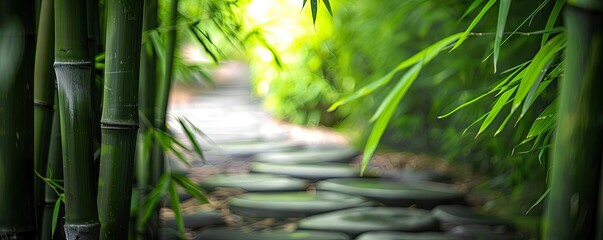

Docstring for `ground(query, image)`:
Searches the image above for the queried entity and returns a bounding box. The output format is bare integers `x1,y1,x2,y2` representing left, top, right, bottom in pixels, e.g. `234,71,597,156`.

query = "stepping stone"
356,231,464,240
250,162,377,180
199,174,308,192
228,191,373,218
194,228,350,240
447,225,522,240
253,146,359,164
385,169,454,183
297,207,438,237
432,205,512,231
215,140,303,157
316,178,465,208
158,228,180,240
164,209,225,230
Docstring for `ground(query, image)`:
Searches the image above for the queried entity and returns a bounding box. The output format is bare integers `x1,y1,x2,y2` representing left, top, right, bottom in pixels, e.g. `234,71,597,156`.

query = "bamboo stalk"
40,96,66,240
135,0,158,238
543,1,603,239
54,0,100,237
33,0,56,229
0,2,37,239
97,0,143,237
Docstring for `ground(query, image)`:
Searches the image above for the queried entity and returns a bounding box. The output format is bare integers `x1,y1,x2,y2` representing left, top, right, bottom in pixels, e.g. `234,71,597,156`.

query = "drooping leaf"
51,198,62,236
519,60,562,120
463,113,489,135
460,0,486,20
494,0,511,73
541,0,564,47
311,0,318,24
361,63,423,174
370,63,423,121
168,182,186,238
178,118,206,163
322,0,333,16
439,61,528,118
511,33,565,113
451,0,496,51
526,188,550,214
477,86,516,136
141,173,170,225
527,98,557,139
329,33,462,111
172,173,209,203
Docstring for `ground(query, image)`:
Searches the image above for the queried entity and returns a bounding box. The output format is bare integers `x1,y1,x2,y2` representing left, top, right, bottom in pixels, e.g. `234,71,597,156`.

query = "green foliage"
248,1,565,219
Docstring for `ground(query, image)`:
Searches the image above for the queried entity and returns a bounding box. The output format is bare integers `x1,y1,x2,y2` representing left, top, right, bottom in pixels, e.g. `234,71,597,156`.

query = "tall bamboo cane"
0,2,37,238
135,0,158,238
54,0,100,237
33,0,56,229
40,95,66,240
543,0,603,239
97,0,143,238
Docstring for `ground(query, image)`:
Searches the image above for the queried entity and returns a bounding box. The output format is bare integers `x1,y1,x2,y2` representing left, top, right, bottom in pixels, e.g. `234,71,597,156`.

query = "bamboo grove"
0,0,244,238
1,0,602,239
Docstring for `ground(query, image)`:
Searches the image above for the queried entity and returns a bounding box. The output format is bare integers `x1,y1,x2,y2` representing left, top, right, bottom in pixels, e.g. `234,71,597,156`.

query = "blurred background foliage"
238,0,559,224
167,0,562,234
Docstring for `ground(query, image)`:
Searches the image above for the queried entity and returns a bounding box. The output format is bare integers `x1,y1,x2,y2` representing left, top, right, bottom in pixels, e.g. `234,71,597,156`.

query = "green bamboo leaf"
494,110,512,136
311,0,318,24
172,173,209,203
169,182,186,238
302,0,308,9
439,61,526,118
460,0,486,20
527,98,557,138
511,33,565,113
463,113,489,135
370,63,423,122
494,0,511,73
141,173,170,224
184,118,216,145
361,63,423,174
451,0,496,51
329,33,462,111
541,0,565,47
153,129,192,167
178,118,206,162
477,86,516,136
189,26,219,63
520,58,554,118
51,198,61,236
526,188,550,214
322,0,333,16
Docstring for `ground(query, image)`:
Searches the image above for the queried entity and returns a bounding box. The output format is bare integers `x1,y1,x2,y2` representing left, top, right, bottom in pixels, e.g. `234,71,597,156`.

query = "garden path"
159,62,524,240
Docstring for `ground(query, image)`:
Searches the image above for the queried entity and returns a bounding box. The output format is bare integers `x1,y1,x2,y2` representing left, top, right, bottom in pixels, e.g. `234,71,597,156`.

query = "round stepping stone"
216,141,303,157
228,191,373,218
297,207,438,236
164,209,225,230
385,169,454,183
199,174,308,192
316,178,465,208
432,205,512,231
447,225,521,240
194,228,350,240
158,228,180,240
254,146,359,164
356,231,464,240
250,162,377,180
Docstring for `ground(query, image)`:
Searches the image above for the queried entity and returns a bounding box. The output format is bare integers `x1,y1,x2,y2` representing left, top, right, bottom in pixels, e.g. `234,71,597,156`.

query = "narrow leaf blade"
494,0,511,73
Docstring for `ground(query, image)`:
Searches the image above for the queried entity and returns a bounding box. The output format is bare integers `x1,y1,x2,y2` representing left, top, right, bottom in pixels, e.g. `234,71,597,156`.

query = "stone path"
159,64,525,240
